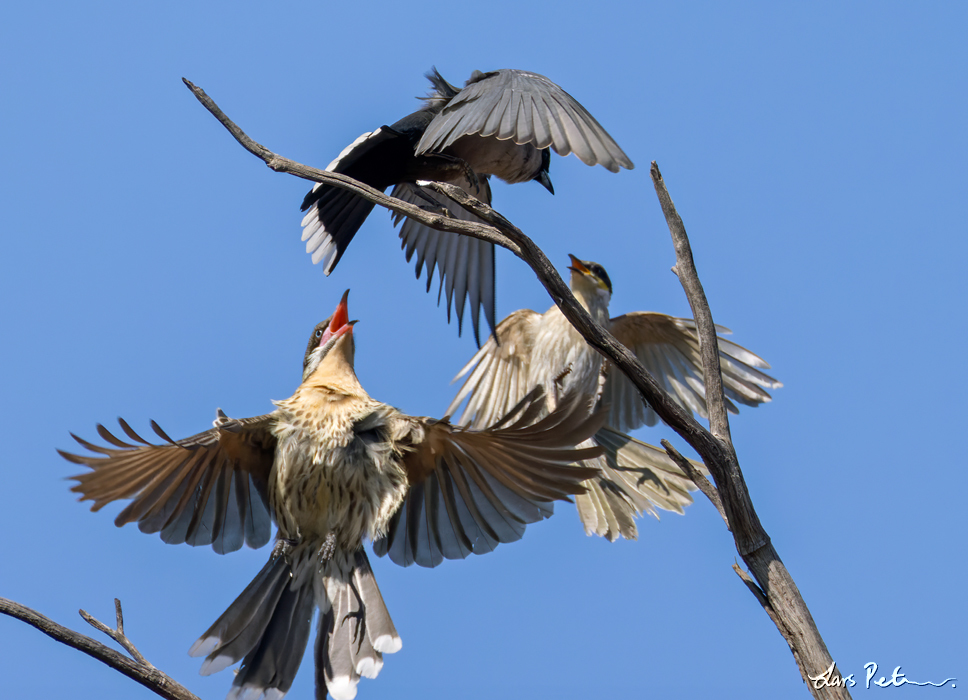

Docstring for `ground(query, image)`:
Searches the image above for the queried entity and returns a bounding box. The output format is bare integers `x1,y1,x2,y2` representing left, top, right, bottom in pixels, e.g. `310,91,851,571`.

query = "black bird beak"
536,150,554,194
536,170,554,195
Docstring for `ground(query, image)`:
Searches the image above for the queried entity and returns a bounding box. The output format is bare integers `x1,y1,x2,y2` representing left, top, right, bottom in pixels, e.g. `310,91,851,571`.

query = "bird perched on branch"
62,291,604,700
446,255,783,540
300,68,634,345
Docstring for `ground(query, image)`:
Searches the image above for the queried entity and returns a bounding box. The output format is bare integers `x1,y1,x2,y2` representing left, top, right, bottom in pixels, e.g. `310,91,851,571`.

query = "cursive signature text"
865,663,956,689
809,663,956,690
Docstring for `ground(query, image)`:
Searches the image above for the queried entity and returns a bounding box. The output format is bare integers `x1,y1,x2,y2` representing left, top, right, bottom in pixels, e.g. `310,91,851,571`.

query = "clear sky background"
2,2,965,699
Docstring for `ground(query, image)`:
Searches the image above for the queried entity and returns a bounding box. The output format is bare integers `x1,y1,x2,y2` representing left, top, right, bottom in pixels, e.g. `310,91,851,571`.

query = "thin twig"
661,439,727,525
79,598,153,668
651,162,733,447
732,564,809,682
0,597,199,700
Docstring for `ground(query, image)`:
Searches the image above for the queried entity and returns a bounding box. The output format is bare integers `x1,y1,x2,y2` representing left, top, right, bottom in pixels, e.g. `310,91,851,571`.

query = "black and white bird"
300,68,634,344
446,256,783,540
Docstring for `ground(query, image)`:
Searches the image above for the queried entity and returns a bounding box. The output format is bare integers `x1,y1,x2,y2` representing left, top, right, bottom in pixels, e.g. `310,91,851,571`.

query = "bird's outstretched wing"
444,308,543,429
604,312,782,431
391,175,496,344
416,69,634,173
62,411,276,554
373,388,605,568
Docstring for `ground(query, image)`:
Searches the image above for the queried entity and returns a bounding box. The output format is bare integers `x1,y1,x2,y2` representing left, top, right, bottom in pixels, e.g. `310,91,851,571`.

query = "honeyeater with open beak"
300,68,634,345
62,291,604,700
446,255,783,540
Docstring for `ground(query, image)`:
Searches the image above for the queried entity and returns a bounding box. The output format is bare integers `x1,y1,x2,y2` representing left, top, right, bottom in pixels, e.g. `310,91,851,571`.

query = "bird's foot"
408,185,452,217
317,532,338,563
343,579,368,653
271,537,296,560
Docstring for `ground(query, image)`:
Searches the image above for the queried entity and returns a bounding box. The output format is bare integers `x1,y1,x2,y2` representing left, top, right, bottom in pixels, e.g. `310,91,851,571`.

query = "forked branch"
0,597,199,700
179,78,848,698
2,79,848,700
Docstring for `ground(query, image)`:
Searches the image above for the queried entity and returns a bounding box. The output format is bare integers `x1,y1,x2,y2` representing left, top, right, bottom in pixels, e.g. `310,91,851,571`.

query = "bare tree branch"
661,438,727,525
181,78,521,257
654,171,734,447
0,597,199,700
2,78,844,700
79,598,154,668
650,163,849,699
179,78,852,699
732,563,807,676
178,78,850,697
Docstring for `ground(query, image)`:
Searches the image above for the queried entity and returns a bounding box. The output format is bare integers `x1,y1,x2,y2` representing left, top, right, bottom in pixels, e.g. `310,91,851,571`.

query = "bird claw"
271,538,296,560
317,532,337,563
460,161,480,190
343,580,368,653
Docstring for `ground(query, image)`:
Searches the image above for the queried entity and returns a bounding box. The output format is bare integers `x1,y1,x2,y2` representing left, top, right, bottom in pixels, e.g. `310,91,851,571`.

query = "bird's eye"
315,329,324,339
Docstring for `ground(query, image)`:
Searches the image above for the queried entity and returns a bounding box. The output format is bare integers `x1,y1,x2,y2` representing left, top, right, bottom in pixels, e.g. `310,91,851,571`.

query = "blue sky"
2,2,965,698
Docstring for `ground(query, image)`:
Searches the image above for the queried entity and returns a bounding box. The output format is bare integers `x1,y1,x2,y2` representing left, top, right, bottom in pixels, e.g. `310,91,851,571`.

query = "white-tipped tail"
314,549,402,700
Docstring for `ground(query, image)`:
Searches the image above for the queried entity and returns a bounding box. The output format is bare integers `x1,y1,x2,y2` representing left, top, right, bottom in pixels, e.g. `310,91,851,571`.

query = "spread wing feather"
373,388,605,568
62,412,276,554
445,308,542,429
604,313,782,431
391,178,496,344
416,69,634,173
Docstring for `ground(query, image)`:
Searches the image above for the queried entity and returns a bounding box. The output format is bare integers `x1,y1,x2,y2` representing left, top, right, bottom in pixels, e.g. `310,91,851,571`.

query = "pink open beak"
319,290,353,346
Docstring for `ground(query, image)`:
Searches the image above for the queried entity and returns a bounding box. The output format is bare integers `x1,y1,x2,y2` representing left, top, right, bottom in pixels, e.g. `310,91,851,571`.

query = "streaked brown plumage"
446,255,783,541
62,291,604,700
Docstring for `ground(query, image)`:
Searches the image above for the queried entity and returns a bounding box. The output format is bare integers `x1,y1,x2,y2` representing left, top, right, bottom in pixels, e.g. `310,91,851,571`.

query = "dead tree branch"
178,78,848,698
182,79,520,257
1,79,843,700
650,163,847,697
0,597,199,700
661,438,726,524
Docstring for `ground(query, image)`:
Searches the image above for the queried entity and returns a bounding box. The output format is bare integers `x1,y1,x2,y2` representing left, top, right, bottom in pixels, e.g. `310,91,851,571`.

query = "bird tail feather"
189,541,314,699
575,428,701,541
315,550,402,700
189,544,401,700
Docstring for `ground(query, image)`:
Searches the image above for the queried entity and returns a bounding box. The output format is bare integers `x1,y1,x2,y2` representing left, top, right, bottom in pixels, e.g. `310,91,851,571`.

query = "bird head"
568,253,612,316
302,290,358,383
567,254,612,308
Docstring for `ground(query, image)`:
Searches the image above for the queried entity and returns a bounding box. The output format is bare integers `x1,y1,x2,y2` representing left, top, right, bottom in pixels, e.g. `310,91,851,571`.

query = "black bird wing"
416,69,634,173
372,388,605,568
62,411,276,554
300,110,435,274
391,174,496,344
